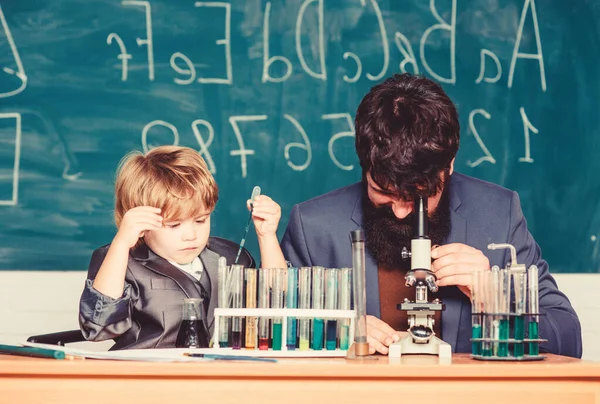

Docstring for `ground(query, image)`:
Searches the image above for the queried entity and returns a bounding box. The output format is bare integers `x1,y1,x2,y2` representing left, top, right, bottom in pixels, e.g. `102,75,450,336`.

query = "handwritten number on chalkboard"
191,119,216,173
322,113,355,171
283,114,312,171
467,109,495,168
228,116,264,178
518,107,538,163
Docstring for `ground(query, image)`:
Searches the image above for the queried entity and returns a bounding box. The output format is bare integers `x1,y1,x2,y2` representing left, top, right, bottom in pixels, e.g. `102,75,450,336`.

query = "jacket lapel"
199,247,220,330
131,244,202,300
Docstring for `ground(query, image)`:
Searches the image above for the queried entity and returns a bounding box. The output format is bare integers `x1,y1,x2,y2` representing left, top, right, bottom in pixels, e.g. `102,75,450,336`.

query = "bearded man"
280,73,582,358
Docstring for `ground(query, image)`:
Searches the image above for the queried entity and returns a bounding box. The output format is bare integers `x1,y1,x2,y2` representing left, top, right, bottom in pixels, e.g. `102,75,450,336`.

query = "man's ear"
449,158,455,175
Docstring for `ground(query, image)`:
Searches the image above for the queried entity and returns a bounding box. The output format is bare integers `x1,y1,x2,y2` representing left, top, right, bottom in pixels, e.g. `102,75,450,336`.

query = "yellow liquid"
299,338,310,350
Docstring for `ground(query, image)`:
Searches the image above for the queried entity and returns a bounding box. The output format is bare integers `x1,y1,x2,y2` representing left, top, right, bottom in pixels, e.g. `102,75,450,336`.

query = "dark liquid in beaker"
175,320,210,348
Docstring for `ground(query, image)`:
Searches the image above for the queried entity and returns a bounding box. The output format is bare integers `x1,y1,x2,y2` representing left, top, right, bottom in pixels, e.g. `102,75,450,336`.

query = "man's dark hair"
355,73,460,198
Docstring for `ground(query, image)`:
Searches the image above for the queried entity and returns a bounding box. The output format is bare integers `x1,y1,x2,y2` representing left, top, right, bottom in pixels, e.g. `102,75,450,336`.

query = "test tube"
490,266,501,356
470,271,483,356
481,270,493,357
298,267,311,350
351,230,368,356
338,267,352,350
245,268,258,349
258,268,271,350
325,268,339,350
311,266,325,350
217,257,230,347
497,269,510,357
271,268,286,351
230,264,244,349
513,272,527,357
286,267,298,350
528,265,540,356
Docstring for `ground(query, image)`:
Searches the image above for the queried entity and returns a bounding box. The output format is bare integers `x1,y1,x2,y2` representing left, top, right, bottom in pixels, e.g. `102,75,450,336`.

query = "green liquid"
528,321,539,356
481,347,493,357
340,324,350,350
513,315,525,357
286,318,297,350
312,319,324,350
471,324,482,355
299,338,310,350
498,318,509,357
272,322,282,350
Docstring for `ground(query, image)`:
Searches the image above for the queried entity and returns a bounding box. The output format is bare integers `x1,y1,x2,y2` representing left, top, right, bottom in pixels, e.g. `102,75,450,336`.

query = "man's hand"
114,206,163,249
431,243,490,298
366,315,406,355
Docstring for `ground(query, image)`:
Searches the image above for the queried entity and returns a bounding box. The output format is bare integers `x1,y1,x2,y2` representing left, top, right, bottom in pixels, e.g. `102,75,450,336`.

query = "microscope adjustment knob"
401,246,411,260
425,274,438,293
405,272,416,287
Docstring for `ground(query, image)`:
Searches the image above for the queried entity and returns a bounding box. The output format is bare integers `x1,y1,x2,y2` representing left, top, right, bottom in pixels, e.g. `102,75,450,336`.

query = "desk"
1,353,599,403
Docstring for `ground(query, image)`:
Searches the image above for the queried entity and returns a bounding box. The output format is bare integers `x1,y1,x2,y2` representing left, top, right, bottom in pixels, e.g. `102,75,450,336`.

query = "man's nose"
391,200,413,220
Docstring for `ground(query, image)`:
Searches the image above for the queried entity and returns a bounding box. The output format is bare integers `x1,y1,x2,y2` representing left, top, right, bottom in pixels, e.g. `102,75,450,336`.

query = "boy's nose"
182,224,197,241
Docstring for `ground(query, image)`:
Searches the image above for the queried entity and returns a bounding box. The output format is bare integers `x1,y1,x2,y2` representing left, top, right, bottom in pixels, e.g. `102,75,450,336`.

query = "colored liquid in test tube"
245,268,258,349
271,268,286,351
230,265,244,350
338,268,351,350
217,257,230,348
258,268,270,350
513,272,527,357
286,268,298,350
312,266,325,350
325,268,338,350
528,265,540,356
298,267,311,351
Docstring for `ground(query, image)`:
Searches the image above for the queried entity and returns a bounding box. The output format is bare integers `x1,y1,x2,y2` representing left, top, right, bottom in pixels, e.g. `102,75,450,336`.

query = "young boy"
79,146,286,350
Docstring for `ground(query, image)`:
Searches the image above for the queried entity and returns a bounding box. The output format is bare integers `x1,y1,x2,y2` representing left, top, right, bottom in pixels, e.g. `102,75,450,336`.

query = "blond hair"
114,146,218,227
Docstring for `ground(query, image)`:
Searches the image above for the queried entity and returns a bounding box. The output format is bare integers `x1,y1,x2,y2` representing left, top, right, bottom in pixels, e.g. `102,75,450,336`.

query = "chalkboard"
0,0,598,272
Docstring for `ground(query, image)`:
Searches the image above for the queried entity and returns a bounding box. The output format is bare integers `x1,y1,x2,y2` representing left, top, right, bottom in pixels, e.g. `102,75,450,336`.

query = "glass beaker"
175,298,210,348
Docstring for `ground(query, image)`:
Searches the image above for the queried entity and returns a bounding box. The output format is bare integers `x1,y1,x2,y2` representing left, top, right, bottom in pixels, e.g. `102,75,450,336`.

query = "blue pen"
234,186,261,264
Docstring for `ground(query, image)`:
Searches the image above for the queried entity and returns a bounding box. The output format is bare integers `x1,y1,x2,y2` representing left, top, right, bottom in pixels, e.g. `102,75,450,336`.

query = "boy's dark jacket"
79,237,254,350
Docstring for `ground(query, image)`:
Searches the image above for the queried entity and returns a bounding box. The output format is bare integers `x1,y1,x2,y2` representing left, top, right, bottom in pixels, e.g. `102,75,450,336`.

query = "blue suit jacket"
281,172,582,357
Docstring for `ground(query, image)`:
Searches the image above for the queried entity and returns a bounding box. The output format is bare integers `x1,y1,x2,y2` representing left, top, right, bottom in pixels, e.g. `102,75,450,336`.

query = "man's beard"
362,184,452,269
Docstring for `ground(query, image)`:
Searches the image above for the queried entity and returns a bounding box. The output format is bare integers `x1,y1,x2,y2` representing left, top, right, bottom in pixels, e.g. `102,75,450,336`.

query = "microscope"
388,196,452,359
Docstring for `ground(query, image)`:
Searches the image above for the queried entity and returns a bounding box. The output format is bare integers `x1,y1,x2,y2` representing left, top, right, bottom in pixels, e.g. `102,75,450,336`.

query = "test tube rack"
470,312,547,361
211,308,356,357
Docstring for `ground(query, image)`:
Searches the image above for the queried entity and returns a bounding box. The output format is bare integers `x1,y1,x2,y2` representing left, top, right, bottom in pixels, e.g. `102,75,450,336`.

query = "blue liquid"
312,319,324,350
513,315,525,357
287,318,297,350
471,324,482,355
498,319,509,357
528,321,539,356
326,320,337,350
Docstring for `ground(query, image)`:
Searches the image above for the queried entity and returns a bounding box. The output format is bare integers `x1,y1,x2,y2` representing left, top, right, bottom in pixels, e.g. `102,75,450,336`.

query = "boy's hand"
248,195,281,238
114,206,163,249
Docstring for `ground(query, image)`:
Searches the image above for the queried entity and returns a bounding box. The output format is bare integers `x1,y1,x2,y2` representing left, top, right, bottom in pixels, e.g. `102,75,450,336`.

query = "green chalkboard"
0,0,598,272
